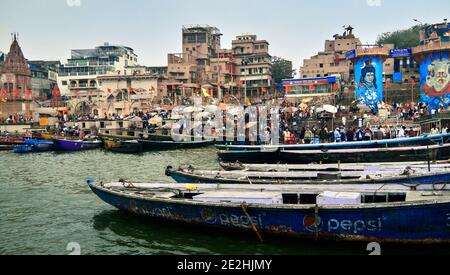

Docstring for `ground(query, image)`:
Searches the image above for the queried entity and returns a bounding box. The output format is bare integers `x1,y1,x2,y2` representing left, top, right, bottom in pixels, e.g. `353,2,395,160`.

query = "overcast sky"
1,0,448,75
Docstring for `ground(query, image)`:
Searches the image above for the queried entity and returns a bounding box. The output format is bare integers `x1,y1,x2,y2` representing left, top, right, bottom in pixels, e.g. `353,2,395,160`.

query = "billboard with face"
354,56,384,112
420,52,450,111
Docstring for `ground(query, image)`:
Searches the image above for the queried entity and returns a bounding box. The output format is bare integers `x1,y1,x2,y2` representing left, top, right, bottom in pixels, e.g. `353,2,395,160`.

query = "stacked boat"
88,132,450,244
217,133,450,164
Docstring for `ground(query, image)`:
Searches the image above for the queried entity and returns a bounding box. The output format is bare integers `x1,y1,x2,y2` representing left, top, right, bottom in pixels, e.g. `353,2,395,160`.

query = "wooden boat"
0,145,15,151
88,181,450,243
219,161,450,172
53,138,102,152
104,139,143,154
216,133,450,151
0,137,25,146
165,166,450,188
139,139,215,151
281,143,450,164
13,145,32,153
218,143,450,164
218,150,279,164
23,139,54,152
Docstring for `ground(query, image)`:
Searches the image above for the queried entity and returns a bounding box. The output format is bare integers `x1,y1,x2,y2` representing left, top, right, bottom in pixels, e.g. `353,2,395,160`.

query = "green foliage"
271,56,295,84
376,24,426,48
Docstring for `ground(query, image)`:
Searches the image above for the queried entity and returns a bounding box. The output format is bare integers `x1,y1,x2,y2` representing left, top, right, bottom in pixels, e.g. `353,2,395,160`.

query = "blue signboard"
346,50,356,60
389,48,412,58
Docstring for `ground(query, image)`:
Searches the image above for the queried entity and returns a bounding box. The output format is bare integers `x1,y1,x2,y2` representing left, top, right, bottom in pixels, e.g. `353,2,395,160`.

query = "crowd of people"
0,114,34,125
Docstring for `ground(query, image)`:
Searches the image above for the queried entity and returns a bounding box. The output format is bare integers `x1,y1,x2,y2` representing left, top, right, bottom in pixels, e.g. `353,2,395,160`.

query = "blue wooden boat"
216,133,450,151
88,181,450,243
53,139,102,152
165,166,450,188
13,145,32,153
24,139,54,152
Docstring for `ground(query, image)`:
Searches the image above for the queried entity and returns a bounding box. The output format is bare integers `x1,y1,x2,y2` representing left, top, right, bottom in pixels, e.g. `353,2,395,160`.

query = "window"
62,81,68,86
320,64,324,68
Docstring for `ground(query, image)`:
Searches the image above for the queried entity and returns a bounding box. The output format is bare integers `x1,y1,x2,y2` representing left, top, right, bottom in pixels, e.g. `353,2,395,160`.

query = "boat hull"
140,140,214,151
53,139,101,152
216,133,450,152
108,141,143,154
218,144,450,164
167,168,450,188
89,183,450,244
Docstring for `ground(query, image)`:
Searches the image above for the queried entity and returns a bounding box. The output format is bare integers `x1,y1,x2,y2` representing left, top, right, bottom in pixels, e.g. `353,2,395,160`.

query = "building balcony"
413,41,450,54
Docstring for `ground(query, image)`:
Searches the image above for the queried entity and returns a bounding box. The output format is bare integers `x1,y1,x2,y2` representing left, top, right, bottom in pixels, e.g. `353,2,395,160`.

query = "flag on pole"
13,89,20,97
202,88,211,97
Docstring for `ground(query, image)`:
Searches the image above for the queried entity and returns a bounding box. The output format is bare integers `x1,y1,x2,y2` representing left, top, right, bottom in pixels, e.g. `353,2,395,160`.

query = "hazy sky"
1,0,448,74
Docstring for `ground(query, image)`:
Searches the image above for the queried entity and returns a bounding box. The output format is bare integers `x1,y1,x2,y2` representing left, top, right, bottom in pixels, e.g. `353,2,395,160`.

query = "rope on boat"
241,203,263,242
119,179,136,188
314,204,320,241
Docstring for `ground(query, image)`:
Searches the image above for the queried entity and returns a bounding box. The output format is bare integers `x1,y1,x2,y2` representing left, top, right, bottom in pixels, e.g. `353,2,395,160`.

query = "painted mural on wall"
420,53,449,111
355,57,384,112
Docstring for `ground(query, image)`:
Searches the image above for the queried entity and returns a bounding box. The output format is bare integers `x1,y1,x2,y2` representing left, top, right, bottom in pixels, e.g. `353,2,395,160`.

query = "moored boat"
53,138,102,152
13,145,32,153
165,166,450,188
139,139,215,151
104,139,143,154
88,181,450,243
280,143,450,164
23,139,54,152
215,133,450,152
219,161,450,172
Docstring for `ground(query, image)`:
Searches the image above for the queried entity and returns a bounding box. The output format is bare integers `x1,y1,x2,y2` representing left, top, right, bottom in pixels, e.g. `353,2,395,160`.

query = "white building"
57,43,139,96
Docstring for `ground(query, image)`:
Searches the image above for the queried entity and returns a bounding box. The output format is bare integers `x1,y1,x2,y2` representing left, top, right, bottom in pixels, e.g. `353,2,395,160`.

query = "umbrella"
302,98,313,103
323,104,338,114
149,116,163,125
315,107,324,113
218,103,228,111
195,112,211,119
183,106,203,113
205,105,219,113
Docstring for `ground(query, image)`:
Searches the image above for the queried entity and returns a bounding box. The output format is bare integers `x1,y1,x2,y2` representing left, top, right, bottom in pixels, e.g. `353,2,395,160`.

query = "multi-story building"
167,25,229,103
28,60,60,100
57,43,139,96
300,26,361,81
232,34,272,102
66,74,166,117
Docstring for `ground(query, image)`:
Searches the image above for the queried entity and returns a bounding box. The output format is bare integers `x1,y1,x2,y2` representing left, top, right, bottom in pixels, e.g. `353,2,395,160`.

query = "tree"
271,57,295,84
376,24,427,49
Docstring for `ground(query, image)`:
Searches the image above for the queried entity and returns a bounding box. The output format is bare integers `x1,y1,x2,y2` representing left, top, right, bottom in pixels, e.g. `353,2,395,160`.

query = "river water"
0,148,448,255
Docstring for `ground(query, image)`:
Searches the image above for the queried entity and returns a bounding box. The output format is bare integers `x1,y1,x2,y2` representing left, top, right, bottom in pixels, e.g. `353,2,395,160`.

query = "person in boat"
334,128,341,143
319,127,328,144
355,128,364,141
346,127,355,142
398,126,407,138
431,126,440,135
304,127,313,144
298,127,306,144
283,129,291,144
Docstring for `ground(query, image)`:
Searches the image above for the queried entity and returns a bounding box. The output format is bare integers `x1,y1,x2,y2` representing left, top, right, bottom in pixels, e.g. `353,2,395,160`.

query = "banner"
354,56,384,112
419,52,450,111
389,48,412,58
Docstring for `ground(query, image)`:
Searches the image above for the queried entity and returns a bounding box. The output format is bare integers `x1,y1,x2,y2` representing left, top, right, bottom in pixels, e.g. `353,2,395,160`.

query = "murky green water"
0,148,449,255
